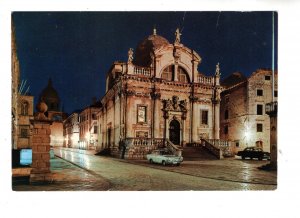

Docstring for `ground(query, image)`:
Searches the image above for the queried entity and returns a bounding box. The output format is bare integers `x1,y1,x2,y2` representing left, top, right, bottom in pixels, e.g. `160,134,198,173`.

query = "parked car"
237,147,270,160
146,149,183,166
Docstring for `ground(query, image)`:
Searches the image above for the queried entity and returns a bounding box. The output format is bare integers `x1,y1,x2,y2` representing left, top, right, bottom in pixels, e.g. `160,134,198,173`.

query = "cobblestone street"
13,147,277,191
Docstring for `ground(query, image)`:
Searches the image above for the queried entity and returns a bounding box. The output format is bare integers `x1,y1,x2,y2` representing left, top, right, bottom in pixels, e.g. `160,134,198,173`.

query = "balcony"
265,101,277,116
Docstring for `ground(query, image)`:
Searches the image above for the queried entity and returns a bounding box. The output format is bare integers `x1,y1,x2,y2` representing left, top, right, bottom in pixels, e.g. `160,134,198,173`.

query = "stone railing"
164,139,183,157
133,66,151,77
123,138,184,159
125,137,164,148
201,139,222,159
206,139,234,157
197,75,214,85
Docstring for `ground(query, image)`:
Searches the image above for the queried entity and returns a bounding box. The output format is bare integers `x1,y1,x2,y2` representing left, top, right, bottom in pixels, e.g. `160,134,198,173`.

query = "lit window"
257,123,263,132
257,104,263,115
137,105,147,123
257,89,263,96
201,110,208,125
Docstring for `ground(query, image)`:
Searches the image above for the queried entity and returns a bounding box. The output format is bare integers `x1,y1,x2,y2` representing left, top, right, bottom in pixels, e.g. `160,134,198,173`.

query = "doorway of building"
169,119,180,145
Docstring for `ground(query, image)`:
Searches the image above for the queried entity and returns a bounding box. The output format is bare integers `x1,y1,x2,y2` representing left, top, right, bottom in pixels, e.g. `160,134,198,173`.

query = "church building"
96,28,223,159
38,79,67,147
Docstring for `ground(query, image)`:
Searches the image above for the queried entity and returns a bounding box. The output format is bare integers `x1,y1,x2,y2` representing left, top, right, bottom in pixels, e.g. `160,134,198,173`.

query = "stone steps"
182,146,218,160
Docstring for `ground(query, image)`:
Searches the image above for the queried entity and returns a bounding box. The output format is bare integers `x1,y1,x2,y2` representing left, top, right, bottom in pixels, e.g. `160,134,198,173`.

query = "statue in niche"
128,48,134,63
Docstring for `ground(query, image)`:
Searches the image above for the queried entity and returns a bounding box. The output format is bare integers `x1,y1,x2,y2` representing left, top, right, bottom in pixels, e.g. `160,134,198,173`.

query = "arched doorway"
169,119,180,145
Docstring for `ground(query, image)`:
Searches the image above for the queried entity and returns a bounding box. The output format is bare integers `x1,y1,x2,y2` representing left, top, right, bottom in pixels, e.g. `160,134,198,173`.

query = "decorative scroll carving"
162,96,188,120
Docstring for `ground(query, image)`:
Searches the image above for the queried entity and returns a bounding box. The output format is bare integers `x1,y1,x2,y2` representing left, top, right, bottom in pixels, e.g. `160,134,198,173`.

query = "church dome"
133,30,170,67
39,78,60,111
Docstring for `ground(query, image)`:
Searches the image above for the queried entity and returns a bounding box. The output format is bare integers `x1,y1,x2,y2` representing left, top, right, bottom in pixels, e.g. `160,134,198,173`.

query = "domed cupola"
133,28,170,67
39,78,60,111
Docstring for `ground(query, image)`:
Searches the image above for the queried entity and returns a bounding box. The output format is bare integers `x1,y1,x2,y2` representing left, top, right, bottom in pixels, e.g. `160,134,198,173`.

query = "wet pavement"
53,148,276,191
12,147,277,191
12,156,110,191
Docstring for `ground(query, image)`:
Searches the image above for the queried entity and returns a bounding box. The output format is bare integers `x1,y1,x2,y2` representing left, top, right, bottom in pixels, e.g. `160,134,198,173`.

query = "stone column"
213,102,220,140
189,96,198,143
192,102,198,142
152,92,161,138
30,101,52,184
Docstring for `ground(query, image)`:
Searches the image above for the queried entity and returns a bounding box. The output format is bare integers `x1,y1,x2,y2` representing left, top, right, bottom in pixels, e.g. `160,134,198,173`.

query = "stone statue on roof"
215,62,221,76
175,28,182,44
128,48,134,63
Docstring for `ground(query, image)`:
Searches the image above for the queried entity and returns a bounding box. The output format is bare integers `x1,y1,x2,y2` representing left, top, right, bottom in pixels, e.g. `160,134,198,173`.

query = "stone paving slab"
12,156,111,191
120,158,277,186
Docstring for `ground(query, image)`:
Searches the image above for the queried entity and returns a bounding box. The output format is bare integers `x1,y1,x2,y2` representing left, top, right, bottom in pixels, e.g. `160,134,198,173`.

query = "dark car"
237,147,270,160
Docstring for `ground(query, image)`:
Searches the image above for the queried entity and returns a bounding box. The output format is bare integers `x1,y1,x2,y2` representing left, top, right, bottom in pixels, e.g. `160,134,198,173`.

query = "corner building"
97,29,223,159
220,69,278,153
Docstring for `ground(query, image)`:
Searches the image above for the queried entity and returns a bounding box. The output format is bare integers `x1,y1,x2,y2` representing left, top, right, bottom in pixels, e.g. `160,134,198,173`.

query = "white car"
146,149,183,166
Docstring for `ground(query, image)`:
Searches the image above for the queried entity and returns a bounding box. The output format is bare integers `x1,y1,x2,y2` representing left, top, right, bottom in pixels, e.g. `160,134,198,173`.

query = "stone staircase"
182,145,218,160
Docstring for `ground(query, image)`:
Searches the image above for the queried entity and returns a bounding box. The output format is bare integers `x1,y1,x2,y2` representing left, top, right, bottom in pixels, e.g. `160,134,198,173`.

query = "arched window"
178,66,190,83
21,101,29,115
161,65,173,81
161,65,190,83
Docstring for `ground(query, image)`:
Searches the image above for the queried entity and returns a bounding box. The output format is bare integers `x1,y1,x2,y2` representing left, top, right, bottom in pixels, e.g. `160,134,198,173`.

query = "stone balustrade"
123,138,164,159
197,75,214,85
133,66,151,77
164,139,182,156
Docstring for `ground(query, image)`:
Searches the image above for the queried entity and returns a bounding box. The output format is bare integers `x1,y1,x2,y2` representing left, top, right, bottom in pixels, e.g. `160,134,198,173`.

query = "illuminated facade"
96,28,223,159
63,111,80,148
78,102,102,150
220,69,278,152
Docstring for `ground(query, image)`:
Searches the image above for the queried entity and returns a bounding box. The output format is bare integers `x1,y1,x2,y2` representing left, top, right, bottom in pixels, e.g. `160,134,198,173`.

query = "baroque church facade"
96,28,223,159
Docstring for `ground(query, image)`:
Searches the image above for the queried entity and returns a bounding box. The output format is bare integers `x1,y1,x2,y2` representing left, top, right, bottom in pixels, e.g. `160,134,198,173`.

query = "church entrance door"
169,120,180,145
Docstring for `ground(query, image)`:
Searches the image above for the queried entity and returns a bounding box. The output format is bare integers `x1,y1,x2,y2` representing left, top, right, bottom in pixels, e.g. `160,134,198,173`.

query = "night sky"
12,12,278,114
